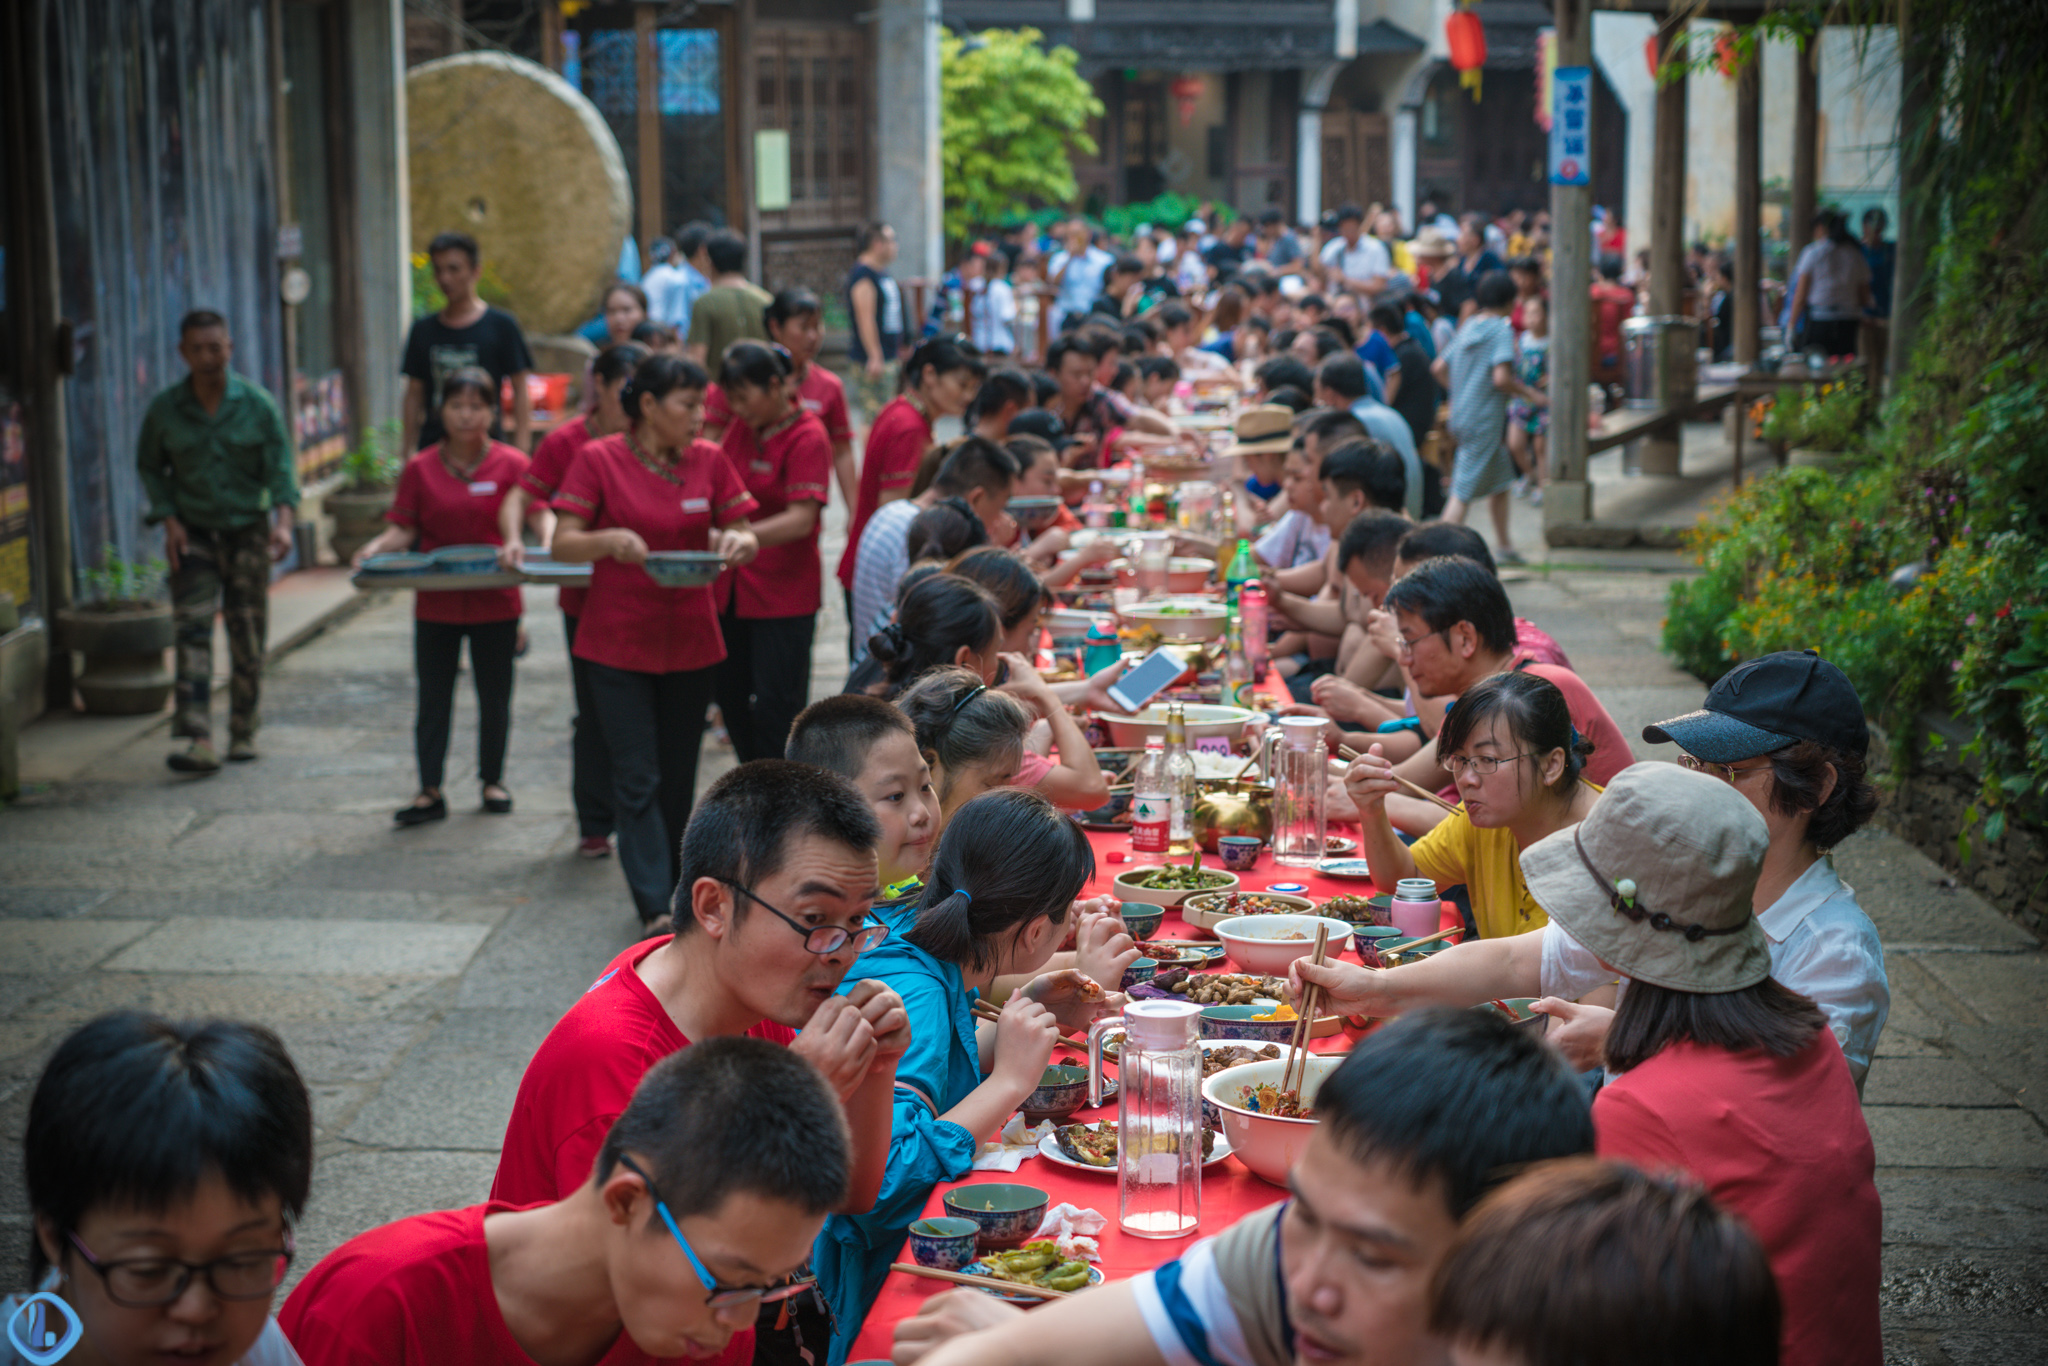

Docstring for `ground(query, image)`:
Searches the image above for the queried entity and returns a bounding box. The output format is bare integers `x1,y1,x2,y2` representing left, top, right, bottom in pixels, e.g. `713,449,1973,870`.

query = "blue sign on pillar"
1550,66,1591,186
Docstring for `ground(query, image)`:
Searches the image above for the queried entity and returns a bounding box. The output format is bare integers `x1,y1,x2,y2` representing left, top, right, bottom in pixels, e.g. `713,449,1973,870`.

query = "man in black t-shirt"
401,231,536,451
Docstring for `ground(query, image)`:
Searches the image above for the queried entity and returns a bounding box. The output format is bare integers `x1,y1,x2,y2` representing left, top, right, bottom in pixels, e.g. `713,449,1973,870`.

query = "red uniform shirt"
836,396,931,590
552,435,758,675
521,415,594,617
492,935,798,1209
386,442,529,624
705,365,852,448
1595,1034,1881,1366
279,1202,702,1366
716,407,831,619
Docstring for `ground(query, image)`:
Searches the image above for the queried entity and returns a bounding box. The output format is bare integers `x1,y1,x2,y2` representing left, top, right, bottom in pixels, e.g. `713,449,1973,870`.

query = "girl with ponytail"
815,788,1119,1360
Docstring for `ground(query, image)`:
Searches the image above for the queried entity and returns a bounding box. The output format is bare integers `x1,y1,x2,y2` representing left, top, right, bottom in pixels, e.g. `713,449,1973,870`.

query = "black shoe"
481,784,513,814
394,795,447,827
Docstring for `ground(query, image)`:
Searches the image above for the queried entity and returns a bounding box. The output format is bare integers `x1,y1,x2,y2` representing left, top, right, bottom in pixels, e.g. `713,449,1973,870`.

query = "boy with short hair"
787,695,940,912
284,1038,848,1366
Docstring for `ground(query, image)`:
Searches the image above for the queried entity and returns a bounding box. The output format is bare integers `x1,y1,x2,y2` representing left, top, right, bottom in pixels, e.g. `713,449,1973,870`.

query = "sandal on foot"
481,785,514,814
395,794,447,827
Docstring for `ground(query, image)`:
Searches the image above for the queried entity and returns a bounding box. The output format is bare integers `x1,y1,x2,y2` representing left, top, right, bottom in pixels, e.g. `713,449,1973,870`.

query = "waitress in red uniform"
496,340,646,860
702,287,855,504
549,354,760,932
708,341,832,763
833,335,983,643
353,368,545,826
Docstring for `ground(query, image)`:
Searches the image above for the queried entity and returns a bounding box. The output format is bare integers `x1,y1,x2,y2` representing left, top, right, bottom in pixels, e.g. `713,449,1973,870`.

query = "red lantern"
1715,30,1741,78
1446,7,1486,100
1644,34,1661,78
1170,75,1204,127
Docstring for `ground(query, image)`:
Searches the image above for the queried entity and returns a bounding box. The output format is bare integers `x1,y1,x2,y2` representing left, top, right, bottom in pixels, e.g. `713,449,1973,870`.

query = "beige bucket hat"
1223,404,1298,458
1411,226,1457,259
1519,763,1773,993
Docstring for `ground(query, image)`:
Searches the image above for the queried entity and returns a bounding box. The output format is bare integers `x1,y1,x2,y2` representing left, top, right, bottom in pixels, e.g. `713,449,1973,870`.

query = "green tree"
940,28,1103,244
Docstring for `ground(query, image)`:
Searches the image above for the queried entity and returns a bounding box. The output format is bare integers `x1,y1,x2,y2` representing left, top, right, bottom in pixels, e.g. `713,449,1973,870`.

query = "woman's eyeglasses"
1440,752,1535,779
65,1230,292,1308
1677,753,1774,785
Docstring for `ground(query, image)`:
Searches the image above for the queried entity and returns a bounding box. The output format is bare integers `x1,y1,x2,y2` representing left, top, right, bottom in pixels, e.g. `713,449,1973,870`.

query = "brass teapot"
1192,780,1273,853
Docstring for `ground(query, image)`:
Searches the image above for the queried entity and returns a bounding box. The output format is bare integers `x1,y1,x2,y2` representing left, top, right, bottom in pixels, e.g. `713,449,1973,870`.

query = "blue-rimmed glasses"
615,1155,815,1310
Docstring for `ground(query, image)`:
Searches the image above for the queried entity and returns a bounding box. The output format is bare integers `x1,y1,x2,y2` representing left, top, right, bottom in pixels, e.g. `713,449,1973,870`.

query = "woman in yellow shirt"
1345,671,1601,938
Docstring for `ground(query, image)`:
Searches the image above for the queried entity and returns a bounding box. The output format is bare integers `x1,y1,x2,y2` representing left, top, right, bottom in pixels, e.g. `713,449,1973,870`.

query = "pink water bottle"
1240,582,1269,675
1388,877,1440,938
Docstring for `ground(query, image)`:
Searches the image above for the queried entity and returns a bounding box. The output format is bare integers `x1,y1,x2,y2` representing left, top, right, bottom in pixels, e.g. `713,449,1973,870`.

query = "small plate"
960,1259,1105,1302
1035,1128,1233,1173
1316,858,1376,880
1321,836,1358,857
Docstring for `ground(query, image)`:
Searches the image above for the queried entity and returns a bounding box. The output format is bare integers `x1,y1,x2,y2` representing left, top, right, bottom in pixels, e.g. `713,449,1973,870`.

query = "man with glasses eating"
284,1037,851,1365
491,760,912,1366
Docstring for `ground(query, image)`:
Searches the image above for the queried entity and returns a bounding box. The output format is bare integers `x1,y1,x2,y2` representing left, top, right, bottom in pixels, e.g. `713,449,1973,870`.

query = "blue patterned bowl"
642,551,726,588
429,544,501,574
908,1216,981,1271
1117,905,1164,940
943,1183,1050,1251
1018,1064,1091,1126
1121,956,1159,990
360,552,434,575
1198,1004,1301,1045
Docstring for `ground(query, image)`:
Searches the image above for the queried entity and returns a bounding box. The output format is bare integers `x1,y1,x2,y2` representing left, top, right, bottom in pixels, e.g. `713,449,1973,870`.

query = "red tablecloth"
847,831,1459,1359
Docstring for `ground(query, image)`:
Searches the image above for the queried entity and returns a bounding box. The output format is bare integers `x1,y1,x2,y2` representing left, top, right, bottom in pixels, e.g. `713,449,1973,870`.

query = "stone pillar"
1790,33,1819,251
877,0,942,284
1733,54,1761,366
351,0,410,430
1297,62,1344,228
1391,107,1417,233
1641,16,1687,476
1544,0,1594,531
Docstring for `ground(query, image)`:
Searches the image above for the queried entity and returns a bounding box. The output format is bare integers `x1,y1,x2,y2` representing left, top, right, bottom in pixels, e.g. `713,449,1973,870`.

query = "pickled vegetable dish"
977,1240,1094,1291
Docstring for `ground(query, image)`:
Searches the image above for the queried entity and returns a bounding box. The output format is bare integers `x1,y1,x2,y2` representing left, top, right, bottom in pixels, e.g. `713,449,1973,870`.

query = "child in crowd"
1136,355,1180,410
1507,294,1550,506
284,1039,849,1366
852,574,1004,700
786,693,942,915
10,1011,311,1366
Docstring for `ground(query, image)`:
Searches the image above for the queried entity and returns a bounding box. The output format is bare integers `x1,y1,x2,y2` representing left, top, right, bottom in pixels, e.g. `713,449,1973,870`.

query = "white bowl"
1203,1055,1342,1187
1113,866,1241,909
1094,703,1257,748
1117,599,1230,642
1211,914,1354,975
1111,557,1217,595
1181,891,1315,933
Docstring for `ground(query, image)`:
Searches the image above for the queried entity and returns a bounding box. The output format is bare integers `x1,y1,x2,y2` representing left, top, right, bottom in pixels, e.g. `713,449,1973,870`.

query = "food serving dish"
1203,1055,1343,1187
1197,1004,1303,1045
1181,889,1315,932
429,543,502,574
358,551,434,575
1020,1064,1094,1125
1212,914,1355,975
1321,836,1358,857
1093,703,1257,748
1113,864,1239,909
641,550,726,588
942,1183,1050,1251
907,1217,981,1270
1116,599,1230,643
1038,1122,1232,1173
1316,858,1377,881
1006,495,1064,532
1319,893,1390,927
960,1255,1104,1302
1110,557,1217,595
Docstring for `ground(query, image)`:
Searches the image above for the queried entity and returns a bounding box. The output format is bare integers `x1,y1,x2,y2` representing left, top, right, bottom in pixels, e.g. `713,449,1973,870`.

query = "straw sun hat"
1519,763,1773,993
1223,404,1297,458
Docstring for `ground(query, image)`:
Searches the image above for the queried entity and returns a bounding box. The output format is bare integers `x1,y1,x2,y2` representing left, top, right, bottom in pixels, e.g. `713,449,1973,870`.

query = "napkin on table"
1031,1202,1106,1262
972,1114,1053,1172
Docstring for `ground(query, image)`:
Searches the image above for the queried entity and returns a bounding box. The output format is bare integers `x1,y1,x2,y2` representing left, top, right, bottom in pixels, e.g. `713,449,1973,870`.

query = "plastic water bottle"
1132,737,1170,855
1224,538,1256,611
1240,581,1269,677
1164,704,1198,851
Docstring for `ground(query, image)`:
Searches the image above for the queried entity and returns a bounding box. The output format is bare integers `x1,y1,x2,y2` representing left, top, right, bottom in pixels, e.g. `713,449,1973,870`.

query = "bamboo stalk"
889,1262,1076,1300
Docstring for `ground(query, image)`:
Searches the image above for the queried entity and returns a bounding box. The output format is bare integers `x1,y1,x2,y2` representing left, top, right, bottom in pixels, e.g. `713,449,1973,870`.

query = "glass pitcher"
1270,715,1329,867
1088,999,1204,1239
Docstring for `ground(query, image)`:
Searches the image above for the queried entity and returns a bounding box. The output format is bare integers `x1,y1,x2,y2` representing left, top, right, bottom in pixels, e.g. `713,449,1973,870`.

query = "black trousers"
713,611,817,764
586,660,717,924
560,613,615,839
414,618,519,792
1801,317,1861,357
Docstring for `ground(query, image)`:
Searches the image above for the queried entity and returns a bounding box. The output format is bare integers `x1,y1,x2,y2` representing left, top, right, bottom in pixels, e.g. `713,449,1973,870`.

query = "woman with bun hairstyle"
814,788,1115,1363
353,367,546,827
1344,670,1601,939
836,336,986,615
496,341,647,858
550,353,761,931
707,341,834,763
848,572,1001,701
702,288,856,505
894,665,1033,825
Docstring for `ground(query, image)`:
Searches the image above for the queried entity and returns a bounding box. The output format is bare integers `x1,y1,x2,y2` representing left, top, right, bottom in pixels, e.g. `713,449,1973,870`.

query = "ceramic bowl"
1211,914,1354,975
1093,704,1258,748
1075,789,1134,830
1203,1055,1342,1187
1112,557,1218,595
1006,496,1064,531
1350,926,1408,968
1115,599,1230,642
1120,957,1159,991
1116,905,1164,940
641,550,725,588
429,544,501,574
1475,997,1543,1025
1379,937,1455,969
907,1216,981,1271
1181,890,1316,933
1197,1004,1302,1045
360,551,434,575
1216,835,1263,872
1019,1064,1092,1125
942,1183,1050,1251
1113,866,1240,909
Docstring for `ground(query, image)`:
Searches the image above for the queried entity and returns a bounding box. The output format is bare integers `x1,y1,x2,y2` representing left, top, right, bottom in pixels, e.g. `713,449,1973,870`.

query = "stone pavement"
1,560,2044,1361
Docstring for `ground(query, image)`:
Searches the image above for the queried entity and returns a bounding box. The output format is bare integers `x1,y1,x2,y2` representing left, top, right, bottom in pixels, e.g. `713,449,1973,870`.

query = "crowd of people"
95,203,1899,1366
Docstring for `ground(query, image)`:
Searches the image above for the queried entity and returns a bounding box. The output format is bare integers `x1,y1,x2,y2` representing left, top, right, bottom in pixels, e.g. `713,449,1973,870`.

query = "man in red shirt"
1589,253,1636,410
282,1037,850,1365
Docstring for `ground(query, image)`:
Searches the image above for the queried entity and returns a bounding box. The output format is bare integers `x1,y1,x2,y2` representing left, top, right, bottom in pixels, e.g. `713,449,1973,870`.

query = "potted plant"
56,546,175,714
328,423,402,563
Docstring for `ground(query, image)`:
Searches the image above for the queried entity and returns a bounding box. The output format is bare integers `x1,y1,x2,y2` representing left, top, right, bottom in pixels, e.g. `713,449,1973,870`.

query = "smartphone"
1106,647,1188,713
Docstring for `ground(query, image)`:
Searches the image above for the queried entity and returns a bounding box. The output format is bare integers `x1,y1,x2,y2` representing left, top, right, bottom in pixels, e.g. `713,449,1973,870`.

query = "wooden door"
1320,110,1390,215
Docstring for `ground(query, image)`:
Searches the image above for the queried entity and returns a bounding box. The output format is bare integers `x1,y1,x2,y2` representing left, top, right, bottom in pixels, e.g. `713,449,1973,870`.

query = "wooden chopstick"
1283,924,1329,1099
971,1000,1002,1024
1387,925,1462,952
1334,745,1461,815
890,1262,1076,1300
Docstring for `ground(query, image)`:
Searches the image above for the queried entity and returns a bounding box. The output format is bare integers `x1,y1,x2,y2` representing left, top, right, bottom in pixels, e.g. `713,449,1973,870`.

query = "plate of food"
961,1245,1104,1302
1038,1121,1233,1173
1320,836,1358,857
1316,858,1376,881
1145,967,1290,1006
1182,889,1315,931
1113,862,1239,908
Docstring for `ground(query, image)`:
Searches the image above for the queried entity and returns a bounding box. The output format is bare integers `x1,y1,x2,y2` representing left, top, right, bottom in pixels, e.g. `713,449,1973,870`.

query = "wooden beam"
1889,0,1938,380
1790,33,1818,253
1544,0,1594,532
1733,52,1761,366
1642,14,1687,475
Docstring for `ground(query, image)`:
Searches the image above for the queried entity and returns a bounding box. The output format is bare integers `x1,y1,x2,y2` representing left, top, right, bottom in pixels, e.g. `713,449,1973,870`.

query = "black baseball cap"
1007,409,1073,451
1642,649,1869,763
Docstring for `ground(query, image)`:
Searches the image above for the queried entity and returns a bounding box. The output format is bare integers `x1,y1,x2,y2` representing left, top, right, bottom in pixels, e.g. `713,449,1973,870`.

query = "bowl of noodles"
1201,1054,1342,1188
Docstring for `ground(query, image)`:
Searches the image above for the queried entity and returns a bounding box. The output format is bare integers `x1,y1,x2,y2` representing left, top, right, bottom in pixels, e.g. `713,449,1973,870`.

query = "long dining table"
846,828,1459,1360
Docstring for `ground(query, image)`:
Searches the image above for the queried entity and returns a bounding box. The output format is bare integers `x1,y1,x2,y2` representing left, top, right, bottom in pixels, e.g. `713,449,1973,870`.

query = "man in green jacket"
136,310,299,773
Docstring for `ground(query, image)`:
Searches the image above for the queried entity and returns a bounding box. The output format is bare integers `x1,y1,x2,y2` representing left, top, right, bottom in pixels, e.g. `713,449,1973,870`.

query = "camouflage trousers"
171,523,270,743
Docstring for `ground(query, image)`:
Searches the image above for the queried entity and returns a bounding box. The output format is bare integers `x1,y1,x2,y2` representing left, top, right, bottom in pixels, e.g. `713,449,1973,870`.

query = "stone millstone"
407,52,631,337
